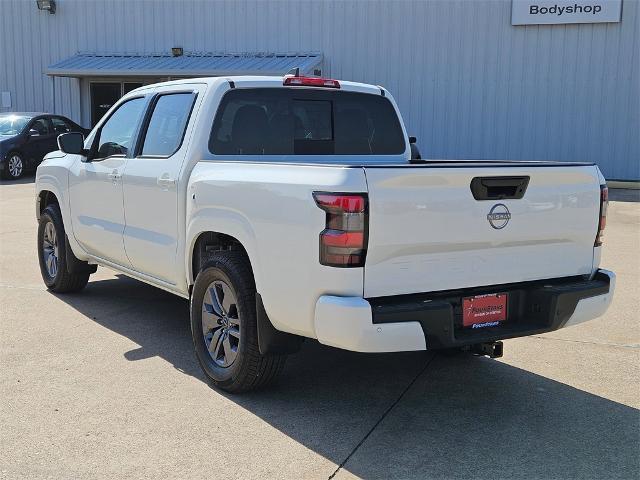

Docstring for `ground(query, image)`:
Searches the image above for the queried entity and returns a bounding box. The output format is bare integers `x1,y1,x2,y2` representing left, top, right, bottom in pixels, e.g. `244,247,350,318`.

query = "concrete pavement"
1,177,638,479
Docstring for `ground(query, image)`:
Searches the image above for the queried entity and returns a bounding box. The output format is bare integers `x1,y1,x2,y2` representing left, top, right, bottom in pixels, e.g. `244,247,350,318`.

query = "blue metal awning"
46,52,323,78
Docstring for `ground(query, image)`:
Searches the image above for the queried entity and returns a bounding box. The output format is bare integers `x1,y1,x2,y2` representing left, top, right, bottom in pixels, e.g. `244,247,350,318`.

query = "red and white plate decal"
462,293,508,328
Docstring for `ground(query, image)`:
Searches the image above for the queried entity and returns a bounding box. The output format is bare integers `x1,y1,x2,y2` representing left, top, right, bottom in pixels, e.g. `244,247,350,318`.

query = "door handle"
107,170,121,182
157,174,176,189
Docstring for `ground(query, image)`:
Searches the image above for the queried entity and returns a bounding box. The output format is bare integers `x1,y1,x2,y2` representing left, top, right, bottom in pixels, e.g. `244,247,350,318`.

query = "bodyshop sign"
512,0,622,25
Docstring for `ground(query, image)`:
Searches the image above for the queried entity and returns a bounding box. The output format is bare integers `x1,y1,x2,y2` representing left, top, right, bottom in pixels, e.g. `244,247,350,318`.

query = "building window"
90,81,144,127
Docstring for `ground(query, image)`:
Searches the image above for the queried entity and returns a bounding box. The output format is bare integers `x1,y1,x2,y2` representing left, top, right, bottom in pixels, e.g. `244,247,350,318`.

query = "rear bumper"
313,270,615,352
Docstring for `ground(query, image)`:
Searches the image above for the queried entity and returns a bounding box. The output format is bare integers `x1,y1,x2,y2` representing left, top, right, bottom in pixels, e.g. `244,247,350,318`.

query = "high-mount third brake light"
283,76,341,89
595,184,608,246
313,192,368,267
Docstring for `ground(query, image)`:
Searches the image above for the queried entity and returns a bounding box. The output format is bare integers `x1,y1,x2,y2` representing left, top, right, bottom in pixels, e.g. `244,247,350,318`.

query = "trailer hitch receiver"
470,341,503,358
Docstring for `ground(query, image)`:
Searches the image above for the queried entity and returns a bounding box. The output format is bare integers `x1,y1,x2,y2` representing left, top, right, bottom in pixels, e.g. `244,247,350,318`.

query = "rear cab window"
209,88,405,156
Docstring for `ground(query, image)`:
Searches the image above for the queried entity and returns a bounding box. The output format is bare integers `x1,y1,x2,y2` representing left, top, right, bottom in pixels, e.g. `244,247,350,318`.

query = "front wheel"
37,204,90,293
2,152,24,180
190,251,287,393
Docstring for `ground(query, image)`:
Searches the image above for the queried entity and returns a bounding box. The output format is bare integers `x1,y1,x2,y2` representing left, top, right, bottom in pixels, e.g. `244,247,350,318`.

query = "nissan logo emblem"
487,203,511,229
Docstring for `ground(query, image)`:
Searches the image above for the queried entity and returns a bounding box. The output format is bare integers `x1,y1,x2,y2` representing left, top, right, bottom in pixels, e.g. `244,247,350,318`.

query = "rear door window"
51,117,72,134
209,88,405,155
139,93,195,157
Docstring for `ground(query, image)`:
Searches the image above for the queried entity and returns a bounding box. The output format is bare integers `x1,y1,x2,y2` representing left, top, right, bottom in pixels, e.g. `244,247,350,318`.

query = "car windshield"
0,115,31,136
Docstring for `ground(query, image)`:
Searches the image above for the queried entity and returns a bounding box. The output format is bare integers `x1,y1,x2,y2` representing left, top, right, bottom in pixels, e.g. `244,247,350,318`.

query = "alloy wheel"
201,280,241,367
8,155,23,178
42,221,58,278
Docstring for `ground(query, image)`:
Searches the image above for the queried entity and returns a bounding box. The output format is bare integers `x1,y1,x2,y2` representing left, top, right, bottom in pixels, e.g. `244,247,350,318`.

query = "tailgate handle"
470,176,529,200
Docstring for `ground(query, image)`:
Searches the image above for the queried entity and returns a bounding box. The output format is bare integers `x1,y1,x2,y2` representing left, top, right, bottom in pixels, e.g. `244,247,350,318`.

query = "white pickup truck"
36,75,615,392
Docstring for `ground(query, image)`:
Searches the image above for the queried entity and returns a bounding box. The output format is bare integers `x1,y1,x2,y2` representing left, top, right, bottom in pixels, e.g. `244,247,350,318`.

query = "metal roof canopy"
46,52,323,78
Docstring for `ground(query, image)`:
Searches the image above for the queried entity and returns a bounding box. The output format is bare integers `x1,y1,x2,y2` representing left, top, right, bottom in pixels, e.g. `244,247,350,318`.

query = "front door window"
30,118,52,135
95,97,146,158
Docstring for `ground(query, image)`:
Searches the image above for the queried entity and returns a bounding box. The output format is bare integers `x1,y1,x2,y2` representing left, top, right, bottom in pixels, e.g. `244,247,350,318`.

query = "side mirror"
409,136,417,144
57,132,85,155
28,129,40,137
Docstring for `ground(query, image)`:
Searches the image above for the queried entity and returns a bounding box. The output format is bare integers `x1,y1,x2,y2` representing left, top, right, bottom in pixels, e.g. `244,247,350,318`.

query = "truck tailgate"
363,163,601,298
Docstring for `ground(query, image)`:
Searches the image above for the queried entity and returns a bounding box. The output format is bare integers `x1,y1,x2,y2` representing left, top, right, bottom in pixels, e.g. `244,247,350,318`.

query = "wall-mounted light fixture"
36,0,56,14
171,47,184,57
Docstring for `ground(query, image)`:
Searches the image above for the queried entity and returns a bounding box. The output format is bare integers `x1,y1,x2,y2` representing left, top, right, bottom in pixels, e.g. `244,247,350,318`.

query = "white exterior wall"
0,0,638,180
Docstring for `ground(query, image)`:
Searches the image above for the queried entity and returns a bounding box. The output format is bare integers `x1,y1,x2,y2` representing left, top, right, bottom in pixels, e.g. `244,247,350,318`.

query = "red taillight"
595,185,608,247
321,231,365,248
313,192,368,267
283,76,341,89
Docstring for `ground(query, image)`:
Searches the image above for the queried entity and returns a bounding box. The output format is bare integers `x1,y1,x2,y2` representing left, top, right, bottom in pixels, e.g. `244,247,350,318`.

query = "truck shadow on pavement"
55,274,639,480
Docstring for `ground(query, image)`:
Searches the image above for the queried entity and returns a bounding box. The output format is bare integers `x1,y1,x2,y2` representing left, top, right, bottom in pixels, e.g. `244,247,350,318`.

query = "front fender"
35,155,89,262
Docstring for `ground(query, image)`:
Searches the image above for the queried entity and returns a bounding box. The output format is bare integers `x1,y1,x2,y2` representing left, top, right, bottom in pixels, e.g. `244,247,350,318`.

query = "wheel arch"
189,231,302,356
185,205,263,291
189,231,256,289
35,172,89,263
5,149,23,159
36,189,60,220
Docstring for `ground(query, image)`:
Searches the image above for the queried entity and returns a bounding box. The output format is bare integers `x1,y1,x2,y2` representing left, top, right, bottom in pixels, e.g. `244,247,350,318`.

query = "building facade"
0,0,638,180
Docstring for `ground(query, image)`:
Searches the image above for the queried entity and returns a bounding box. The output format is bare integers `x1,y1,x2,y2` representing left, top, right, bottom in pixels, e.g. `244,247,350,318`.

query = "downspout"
51,75,56,113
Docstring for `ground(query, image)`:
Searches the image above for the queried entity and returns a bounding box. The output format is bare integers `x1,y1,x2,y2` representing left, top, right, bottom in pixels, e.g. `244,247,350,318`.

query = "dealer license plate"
462,293,508,328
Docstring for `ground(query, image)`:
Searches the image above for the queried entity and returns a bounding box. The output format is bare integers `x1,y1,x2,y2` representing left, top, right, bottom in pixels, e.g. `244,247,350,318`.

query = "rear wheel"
2,152,24,180
37,204,91,293
190,251,287,393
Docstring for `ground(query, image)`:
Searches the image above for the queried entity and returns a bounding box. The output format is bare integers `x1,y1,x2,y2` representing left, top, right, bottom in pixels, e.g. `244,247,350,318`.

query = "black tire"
190,251,287,393
37,204,90,293
1,151,24,180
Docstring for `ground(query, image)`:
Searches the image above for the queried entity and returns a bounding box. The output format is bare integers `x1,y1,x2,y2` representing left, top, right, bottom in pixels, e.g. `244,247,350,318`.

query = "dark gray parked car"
0,113,89,180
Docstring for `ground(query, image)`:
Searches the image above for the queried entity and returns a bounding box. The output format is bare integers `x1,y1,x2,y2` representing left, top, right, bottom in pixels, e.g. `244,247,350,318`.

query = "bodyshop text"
529,4,603,15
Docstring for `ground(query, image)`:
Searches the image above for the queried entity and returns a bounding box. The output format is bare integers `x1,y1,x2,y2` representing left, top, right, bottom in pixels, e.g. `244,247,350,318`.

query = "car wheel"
2,152,24,180
190,251,287,393
37,204,91,293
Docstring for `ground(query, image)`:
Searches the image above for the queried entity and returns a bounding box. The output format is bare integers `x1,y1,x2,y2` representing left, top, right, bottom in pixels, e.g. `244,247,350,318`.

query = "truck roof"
128,75,384,96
